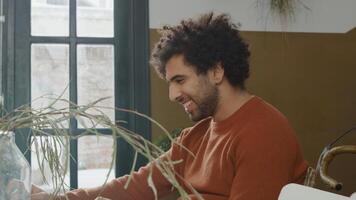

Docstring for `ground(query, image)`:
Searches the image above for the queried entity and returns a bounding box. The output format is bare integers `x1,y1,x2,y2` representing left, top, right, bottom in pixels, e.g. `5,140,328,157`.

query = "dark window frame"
2,0,150,189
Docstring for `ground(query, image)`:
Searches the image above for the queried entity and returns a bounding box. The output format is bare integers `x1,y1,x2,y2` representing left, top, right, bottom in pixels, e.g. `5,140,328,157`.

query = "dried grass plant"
256,0,309,21
0,96,203,200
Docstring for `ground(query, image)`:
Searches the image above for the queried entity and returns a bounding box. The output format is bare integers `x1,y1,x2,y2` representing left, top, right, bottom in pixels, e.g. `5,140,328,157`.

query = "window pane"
77,45,114,128
78,135,115,188
31,0,69,36
31,136,70,192
77,0,114,37
31,44,69,128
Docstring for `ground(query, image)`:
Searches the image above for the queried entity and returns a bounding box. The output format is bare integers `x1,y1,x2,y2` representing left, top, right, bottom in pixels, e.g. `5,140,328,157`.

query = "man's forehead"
165,55,197,80
165,66,193,82
165,70,182,82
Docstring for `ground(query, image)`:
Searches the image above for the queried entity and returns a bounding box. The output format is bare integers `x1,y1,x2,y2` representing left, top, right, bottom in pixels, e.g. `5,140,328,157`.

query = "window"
2,0,150,191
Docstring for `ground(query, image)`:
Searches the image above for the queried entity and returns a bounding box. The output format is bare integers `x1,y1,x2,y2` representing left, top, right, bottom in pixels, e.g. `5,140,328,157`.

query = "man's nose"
169,85,182,102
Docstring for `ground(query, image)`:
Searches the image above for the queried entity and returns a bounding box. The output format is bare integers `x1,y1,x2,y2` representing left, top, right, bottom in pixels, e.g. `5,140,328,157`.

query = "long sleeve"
63,130,191,200
65,161,173,200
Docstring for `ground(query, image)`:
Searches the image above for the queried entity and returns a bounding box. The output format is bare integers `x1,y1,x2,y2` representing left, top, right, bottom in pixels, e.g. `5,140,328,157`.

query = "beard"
188,81,219,122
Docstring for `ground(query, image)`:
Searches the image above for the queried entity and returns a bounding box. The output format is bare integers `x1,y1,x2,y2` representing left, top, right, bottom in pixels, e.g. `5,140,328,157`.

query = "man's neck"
213,86,253,122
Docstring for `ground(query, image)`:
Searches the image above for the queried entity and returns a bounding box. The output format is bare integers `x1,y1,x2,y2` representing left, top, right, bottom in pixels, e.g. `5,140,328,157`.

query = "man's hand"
31,192,51,200
32,184,45,194
94,197,112,200
31,184,50,200
6,179,30,200
31,193,112,200
30,185,112,200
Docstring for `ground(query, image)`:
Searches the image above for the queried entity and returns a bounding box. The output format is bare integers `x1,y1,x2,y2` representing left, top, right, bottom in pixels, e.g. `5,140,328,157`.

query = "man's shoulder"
244,96,290,126
234,96,297,142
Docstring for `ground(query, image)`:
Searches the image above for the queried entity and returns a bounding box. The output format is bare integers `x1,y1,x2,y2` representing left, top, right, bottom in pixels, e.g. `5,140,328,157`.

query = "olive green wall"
150,28,356,195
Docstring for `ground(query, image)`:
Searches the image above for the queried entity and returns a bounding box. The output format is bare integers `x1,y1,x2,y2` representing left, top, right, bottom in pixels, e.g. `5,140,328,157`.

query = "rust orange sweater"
66,96,308,200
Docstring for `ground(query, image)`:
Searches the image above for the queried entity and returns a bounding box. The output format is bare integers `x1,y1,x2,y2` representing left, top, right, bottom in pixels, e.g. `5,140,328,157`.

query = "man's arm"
70,162,174,200
31,157,175,200
31,158,174,200
31,130,191,200
31,135,193,200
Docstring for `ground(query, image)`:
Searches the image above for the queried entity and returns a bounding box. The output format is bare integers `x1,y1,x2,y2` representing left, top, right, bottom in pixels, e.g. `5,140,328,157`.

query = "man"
32,12,307,200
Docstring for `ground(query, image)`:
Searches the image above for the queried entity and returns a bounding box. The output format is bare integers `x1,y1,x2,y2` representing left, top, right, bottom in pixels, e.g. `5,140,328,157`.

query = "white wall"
149,0,356,33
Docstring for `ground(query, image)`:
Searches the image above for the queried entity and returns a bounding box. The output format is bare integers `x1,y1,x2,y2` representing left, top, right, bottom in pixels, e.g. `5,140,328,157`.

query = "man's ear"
210,62,224,85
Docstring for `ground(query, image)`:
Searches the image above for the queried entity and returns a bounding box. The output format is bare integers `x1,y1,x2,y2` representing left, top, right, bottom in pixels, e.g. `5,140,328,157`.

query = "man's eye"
176,79,184,84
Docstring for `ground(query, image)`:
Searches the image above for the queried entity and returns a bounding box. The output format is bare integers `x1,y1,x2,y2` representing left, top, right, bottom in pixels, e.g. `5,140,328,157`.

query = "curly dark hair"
150,12,250,88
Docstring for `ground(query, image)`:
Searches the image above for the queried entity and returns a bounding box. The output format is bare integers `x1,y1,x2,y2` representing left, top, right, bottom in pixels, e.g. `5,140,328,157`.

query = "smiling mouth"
183,100,194,113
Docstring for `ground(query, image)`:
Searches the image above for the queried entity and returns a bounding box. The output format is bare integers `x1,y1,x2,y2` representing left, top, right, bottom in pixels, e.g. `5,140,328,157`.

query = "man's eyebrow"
168,75,185,83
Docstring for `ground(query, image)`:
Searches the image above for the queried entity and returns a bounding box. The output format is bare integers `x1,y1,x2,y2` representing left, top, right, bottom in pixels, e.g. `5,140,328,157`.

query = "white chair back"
278,184,351,200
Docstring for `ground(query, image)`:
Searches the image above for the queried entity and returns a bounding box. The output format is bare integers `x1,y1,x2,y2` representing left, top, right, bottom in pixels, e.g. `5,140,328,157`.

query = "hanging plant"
270,0,297,19
256,0,310,21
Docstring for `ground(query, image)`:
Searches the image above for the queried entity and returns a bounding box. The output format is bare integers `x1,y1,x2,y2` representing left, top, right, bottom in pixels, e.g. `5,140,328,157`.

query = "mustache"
176,95,194,105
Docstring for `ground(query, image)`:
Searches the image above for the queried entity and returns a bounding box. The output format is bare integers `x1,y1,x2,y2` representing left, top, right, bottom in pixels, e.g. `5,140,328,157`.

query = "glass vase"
0,132,31,200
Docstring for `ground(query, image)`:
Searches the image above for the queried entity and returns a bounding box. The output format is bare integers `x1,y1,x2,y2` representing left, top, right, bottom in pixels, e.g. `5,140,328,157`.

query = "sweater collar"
210,96,259,133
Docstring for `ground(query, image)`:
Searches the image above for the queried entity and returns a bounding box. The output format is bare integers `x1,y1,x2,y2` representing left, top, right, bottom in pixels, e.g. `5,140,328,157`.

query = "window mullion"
69,0,78,190
14,0,31,162
129,0,150,170
115,0,134,177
